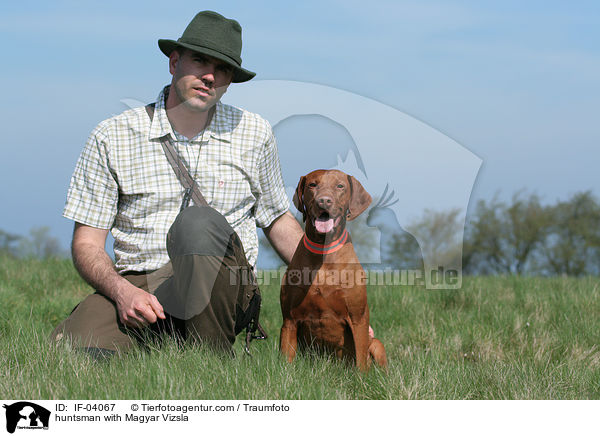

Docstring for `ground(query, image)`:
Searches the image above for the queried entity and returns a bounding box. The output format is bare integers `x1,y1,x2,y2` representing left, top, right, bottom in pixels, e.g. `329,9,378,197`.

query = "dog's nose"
317,196,333,209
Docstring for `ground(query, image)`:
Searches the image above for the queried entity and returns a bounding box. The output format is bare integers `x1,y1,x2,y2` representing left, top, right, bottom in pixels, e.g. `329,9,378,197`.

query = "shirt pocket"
209,169,253,214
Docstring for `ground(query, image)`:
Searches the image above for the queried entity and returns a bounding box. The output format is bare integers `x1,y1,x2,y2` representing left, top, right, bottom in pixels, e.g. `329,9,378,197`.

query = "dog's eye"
337,184,344,189
308,183,317,188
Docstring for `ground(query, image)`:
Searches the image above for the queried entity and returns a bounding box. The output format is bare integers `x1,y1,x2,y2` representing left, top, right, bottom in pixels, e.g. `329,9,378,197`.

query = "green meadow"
1,255,599,399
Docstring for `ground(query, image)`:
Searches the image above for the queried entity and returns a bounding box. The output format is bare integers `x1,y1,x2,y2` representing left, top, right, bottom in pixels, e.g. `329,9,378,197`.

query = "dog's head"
293,169,372,237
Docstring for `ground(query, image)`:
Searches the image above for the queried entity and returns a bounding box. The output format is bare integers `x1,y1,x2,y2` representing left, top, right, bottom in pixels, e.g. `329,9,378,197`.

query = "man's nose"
201,64,216,85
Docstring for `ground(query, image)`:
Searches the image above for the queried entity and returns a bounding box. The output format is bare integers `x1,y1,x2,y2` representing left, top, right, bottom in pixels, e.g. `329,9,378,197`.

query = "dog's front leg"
347,313,370,372
280,318,298,363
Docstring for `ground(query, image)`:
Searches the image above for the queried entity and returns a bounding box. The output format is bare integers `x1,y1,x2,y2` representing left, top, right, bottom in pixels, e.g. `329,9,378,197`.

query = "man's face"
169,49,234,112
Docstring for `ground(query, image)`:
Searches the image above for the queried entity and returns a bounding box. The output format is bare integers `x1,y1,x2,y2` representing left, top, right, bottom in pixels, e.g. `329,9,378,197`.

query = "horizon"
1,1,598,268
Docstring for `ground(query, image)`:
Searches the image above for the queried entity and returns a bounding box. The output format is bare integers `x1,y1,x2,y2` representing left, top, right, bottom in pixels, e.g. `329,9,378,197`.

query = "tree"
406,208,463,272
384,229,423,270
380,208,465,272
364,190,422,269
542,191,600,276
0,229,21,257
465,192,550,275
505,192,550,274
17,226,66,259
463,197,507,274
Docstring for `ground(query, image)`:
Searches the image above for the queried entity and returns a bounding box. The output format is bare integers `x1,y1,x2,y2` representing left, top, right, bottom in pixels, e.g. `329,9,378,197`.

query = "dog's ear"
292,175,307,221
346,175,372,221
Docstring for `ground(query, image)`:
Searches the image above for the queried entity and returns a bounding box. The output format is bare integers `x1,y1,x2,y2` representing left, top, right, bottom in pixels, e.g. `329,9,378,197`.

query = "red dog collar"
303,230,348,255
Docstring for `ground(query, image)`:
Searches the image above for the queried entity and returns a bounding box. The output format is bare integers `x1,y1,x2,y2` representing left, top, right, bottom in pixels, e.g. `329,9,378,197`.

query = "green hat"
158,11,256,83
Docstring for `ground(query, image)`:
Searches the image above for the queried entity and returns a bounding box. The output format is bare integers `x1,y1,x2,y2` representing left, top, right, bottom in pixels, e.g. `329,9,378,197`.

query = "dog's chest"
288,269,366,350
287,266,363,320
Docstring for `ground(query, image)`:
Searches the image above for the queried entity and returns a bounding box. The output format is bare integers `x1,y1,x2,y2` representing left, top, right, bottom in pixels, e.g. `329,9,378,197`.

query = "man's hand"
71,222,166,328
114,281,165,328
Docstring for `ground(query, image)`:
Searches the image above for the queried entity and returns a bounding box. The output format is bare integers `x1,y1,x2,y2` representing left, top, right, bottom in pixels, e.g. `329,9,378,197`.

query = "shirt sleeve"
253,121,290,228
62,123,119,229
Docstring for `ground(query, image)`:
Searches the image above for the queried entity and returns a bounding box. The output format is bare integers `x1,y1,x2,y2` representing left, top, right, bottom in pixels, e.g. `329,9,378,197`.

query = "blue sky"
1,0,598,259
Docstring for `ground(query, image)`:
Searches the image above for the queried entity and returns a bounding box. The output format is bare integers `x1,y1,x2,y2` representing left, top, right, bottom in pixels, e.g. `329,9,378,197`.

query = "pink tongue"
315,217,335,233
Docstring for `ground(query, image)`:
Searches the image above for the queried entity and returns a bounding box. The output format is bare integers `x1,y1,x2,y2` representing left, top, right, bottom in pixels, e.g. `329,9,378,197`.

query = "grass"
1,254,599,399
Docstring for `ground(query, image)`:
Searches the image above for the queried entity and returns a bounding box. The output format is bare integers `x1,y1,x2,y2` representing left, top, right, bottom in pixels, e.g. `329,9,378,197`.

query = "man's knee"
167,206,235,258
50,293,136,353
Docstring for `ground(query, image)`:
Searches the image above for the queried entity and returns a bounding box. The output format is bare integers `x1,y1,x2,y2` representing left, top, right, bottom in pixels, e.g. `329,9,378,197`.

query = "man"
51,11,303,355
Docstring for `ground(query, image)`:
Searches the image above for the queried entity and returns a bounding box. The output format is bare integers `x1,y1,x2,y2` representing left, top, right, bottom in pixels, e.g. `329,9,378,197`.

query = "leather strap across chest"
303,229,349,255
145,103,208,209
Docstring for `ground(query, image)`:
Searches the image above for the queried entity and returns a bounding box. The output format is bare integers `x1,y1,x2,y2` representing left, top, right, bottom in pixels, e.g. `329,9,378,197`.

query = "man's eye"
337,184,344,189
216,64,233,74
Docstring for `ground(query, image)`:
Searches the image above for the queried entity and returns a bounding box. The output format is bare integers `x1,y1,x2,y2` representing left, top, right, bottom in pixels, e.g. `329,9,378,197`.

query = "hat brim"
158,39,256,83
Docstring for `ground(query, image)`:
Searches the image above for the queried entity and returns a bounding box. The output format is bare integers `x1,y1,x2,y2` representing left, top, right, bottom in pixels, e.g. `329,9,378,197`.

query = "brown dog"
280,169,387,371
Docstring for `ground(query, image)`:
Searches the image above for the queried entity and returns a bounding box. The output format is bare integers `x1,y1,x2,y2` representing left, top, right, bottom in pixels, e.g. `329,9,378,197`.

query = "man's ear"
292,176,307,222
346,175,372,221
169,50,181,75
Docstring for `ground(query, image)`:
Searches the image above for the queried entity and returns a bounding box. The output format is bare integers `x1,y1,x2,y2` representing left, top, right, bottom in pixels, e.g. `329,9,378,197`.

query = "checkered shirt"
63,86,289,272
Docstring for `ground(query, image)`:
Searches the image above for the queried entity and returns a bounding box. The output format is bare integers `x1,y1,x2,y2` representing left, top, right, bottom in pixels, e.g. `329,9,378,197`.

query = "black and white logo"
3,402,50,434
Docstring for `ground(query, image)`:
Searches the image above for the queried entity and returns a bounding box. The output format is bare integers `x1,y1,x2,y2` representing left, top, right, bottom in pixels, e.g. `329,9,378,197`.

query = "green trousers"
50,206,257,355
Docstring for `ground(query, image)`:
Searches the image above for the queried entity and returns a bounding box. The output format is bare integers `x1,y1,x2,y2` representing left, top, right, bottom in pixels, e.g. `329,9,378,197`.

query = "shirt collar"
148,85,231,144
209,103,231,143
147,86,173,141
